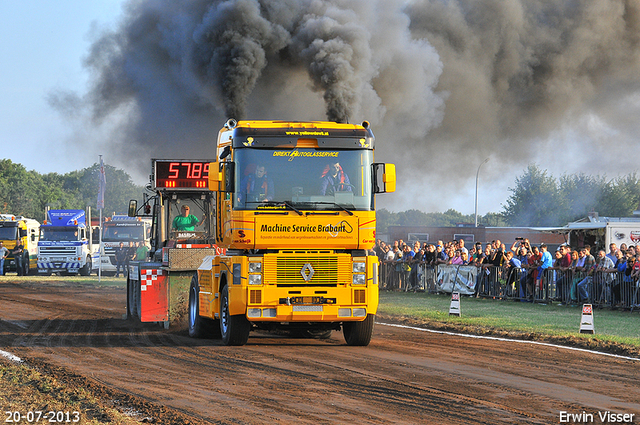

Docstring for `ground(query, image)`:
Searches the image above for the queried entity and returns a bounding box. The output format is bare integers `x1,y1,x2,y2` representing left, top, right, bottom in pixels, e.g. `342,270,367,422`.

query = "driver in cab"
239,164,274,204
320,161,351,195
172,205,203,231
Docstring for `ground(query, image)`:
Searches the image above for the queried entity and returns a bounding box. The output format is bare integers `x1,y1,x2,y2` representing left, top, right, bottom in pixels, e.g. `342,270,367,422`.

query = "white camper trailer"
563,214,640,252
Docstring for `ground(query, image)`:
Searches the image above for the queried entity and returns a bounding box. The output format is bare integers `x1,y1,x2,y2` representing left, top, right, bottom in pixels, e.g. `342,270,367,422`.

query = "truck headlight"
247,308,261,318
352,262,365,273
249,262,262,273
249,274,262,285
352,274,365,285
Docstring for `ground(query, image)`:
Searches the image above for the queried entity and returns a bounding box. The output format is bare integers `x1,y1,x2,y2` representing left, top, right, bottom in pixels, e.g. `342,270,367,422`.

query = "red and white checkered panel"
140,269,160,292
139,268,168,322
582,304,592,315
451,292,460,301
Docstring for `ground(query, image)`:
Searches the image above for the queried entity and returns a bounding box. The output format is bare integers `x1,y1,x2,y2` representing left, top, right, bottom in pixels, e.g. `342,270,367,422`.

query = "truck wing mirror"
219,145,231,160
128,200,137,217
372,163,396,193
223,162,235,193
208,161,222,191
209,161,235,193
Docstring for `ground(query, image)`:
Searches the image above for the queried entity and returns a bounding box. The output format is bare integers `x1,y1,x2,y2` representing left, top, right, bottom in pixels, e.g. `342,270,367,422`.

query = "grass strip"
0,275,126,288
378,291,640,356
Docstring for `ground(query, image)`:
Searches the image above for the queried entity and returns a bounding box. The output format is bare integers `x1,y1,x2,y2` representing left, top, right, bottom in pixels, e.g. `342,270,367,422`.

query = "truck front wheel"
188,275,220,339
79,256,92,276
188,275,206,338
220,285,250,346
343,314,375,346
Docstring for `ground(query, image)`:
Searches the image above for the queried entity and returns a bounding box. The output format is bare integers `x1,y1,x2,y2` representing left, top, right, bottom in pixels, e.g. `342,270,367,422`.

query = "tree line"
378,165,640,232
0,159,144,222
502,165,640,227
3,160,638,230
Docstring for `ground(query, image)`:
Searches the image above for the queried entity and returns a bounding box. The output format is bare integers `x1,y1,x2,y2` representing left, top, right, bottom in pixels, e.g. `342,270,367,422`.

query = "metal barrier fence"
379,261,640,311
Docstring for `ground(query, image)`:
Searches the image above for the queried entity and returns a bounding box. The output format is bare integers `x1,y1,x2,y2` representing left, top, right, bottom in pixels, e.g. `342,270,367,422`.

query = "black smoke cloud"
52,0,640,215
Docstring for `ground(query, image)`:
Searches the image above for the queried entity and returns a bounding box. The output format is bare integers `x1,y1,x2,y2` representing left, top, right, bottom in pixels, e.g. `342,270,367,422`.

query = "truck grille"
103,247,117,265
249,290,262,304
264,253,351,287
39,247,77,255
354,289,366,304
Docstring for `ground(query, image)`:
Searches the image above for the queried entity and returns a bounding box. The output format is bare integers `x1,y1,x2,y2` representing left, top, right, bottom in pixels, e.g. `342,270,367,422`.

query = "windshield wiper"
280,201,304,215
306,202,354,216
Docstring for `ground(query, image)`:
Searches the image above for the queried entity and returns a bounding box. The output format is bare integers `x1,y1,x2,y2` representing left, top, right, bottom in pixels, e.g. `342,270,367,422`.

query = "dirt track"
1,281,639,424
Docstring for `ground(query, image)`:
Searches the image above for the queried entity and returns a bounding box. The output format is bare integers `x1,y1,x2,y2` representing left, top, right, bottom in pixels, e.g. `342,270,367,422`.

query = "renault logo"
300,263,314,281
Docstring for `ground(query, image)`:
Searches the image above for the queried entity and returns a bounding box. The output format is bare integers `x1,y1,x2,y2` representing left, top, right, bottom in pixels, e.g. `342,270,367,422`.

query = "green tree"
66,163,143,215
502,164,564,226
557,173,605,223
0,159,144,222
0,160,45,219
376,208,481,233
481,212,507,227
597,174,640,217
376,208,398,234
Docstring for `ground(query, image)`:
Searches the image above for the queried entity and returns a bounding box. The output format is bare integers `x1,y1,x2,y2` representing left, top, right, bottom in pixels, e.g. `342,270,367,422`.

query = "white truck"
37,209,99,276
100,215,151,275
563,215,640,252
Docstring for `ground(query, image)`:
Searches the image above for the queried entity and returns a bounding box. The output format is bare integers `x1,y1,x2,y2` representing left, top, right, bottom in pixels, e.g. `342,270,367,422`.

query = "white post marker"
449,292,461,316
579,304,595,334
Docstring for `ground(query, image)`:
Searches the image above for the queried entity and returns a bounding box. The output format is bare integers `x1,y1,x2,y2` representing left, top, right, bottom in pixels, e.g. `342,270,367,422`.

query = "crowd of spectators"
374,238,640,307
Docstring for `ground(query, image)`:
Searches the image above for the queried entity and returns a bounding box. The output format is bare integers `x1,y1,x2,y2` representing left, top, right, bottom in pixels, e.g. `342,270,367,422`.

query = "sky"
0,1,123,175
2,0,640,220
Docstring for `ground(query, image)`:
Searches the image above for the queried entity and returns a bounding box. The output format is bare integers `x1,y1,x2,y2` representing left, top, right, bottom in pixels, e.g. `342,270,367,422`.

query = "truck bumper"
243,285,376,322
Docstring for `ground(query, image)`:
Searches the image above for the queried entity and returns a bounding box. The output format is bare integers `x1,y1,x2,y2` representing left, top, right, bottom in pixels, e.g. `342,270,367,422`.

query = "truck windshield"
40,227,79,241
103,225,146,242
233,148,374,211
0,226,18,240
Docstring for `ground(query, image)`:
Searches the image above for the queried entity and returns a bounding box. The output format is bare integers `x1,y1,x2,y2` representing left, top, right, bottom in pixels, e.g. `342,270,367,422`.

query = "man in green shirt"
172,205,202,231
134,241,149,261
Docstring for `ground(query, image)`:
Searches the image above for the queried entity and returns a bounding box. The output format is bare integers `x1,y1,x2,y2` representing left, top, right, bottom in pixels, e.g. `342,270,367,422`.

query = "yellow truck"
0,214,40,275
189,119,395,345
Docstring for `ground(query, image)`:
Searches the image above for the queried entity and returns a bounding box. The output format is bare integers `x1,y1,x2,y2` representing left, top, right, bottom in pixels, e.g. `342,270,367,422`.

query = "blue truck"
37,209,100,276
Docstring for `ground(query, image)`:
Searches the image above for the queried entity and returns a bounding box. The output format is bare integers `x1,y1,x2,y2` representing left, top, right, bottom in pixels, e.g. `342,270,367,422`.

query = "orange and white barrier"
579,304,595,334
449,292,461,316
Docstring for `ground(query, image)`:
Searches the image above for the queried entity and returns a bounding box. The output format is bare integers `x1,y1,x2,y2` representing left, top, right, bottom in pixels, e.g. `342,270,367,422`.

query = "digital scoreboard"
153,160,214,190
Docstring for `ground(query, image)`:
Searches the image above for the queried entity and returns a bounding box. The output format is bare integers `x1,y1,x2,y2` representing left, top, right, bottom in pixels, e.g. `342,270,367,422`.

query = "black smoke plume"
51,0,640,216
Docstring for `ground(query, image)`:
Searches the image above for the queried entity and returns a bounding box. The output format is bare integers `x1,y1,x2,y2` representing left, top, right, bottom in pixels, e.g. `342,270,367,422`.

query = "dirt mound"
23,357,212,425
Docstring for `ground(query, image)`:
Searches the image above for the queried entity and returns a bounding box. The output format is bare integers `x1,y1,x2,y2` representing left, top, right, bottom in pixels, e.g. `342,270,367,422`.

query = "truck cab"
100,215,152,275
126,121,395,346
193,119,395,345
0,214,40,275
125,159,222,326
37,209,98,276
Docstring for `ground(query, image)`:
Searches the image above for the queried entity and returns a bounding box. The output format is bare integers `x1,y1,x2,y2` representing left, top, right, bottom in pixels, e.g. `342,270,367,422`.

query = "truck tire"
187,275,222,338
220,285,250,346
343,314,375,346
126,275,134,319
188,275,206,338
80,256,92,276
